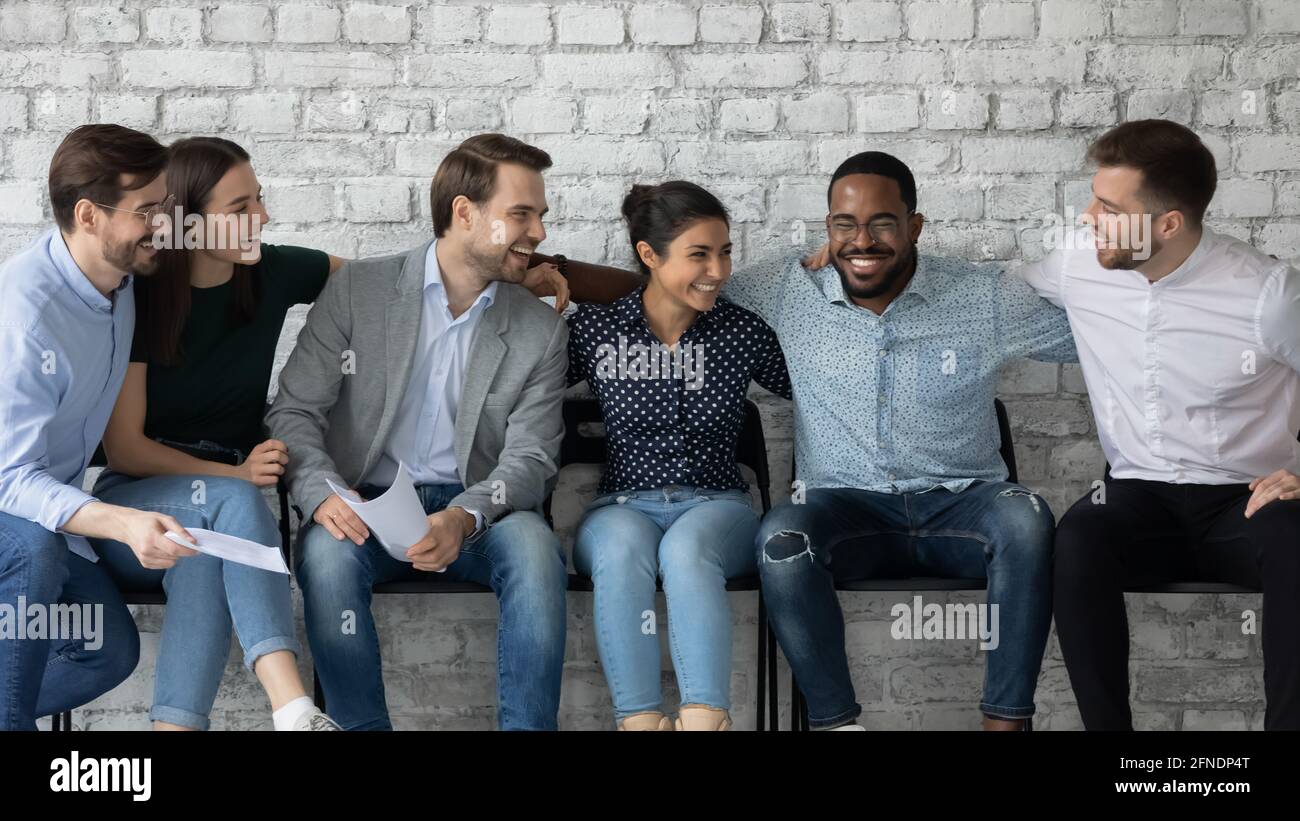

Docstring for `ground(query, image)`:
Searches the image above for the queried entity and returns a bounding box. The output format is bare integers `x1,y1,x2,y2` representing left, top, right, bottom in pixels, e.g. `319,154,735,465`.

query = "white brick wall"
2,0,1293,731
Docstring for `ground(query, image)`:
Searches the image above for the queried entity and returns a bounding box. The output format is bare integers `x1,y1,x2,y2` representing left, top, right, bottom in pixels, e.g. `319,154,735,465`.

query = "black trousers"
1053,479,1300,730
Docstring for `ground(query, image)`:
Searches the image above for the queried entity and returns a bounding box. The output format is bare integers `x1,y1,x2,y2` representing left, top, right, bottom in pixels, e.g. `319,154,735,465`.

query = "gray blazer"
266,239,568,528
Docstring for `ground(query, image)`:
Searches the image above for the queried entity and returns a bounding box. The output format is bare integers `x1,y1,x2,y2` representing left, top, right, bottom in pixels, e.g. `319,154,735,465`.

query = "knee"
296,525,366,598
987,488,1055,564
1052,501,1113,575
204,477,276,528
1248,500,1300,564
758,505,818,566
493,512,566,586
581,514,657,578
658,533,707,572
100,605,141,687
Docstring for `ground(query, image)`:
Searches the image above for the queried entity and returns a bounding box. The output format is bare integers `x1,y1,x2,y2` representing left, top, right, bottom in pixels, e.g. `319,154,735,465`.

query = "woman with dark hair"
92,137,346,731
565,181,791,730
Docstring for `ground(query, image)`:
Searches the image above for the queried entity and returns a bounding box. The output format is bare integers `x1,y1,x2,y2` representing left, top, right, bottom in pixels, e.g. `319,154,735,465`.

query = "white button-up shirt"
366,240,496,498
1018,228,1300,485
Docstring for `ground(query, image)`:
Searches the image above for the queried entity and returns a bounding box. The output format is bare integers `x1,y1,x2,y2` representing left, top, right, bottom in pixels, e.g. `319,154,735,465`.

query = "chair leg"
790,673,800,732
755,594,767,732
312,667,326,712
52,711,72,731
767,616,779,731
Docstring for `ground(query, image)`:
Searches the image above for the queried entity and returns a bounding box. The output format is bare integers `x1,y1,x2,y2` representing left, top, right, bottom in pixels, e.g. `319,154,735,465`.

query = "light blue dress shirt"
724,252,1077,494
366,240,495,529
0,228,135,560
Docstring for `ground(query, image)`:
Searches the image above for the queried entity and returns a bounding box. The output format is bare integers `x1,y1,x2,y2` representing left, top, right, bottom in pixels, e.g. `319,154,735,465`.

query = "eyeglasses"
93,194,176,227
827,214,910,243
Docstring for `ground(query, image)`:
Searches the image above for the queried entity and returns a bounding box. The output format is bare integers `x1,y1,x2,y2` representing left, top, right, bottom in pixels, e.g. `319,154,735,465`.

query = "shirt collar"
897,254,938,302
50,228,130,314
424,238,498,313
1154,228,1214,287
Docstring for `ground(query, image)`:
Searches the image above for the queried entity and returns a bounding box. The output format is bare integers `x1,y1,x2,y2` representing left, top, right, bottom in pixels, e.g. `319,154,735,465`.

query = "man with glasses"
551,151,1076,730
0,124,185,730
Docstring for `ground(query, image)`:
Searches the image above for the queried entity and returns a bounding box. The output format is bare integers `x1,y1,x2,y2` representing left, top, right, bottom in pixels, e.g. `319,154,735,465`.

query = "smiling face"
459,162,548,284
195,161,269,265
825,173,923,305
97,172,169,276
639,217,732,313
1082,165,1168,270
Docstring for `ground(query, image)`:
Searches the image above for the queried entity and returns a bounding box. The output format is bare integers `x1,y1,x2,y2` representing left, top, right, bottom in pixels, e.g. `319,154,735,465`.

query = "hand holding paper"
164,529,289,575
326,462,437,567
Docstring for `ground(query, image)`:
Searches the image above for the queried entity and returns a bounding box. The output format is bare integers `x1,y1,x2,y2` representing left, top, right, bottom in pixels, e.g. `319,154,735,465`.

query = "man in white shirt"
1018,120,1300,730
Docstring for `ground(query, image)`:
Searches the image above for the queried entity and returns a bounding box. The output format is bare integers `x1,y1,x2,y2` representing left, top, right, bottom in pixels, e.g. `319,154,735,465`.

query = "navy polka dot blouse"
567,288,791,495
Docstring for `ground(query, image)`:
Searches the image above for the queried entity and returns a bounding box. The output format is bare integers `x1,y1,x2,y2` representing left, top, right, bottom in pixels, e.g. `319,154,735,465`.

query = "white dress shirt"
1018,227,1300,485
366,240,495,527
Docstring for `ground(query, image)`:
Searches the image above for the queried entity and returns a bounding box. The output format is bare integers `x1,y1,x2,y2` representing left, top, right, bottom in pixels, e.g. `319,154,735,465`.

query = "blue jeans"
574,486,758,721
758,481,1055,728
297,483,568,731
0,512,140,730
92,470,299,731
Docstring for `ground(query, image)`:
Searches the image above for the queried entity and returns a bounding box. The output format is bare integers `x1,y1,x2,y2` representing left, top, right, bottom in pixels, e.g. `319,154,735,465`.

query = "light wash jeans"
573,485,758,722
92,467,298,730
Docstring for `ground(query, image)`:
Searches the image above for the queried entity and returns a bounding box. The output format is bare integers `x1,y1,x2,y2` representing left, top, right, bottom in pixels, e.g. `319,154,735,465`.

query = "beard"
1095,235,1162,270
103,231,160,277
464,236,527,285
832,241,916,300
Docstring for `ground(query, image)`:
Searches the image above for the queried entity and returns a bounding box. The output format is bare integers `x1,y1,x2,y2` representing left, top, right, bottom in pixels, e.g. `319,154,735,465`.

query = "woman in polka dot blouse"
563,181,791,731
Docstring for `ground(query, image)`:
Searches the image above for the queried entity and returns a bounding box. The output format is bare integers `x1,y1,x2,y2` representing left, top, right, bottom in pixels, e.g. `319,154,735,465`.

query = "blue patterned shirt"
723,253,1076,494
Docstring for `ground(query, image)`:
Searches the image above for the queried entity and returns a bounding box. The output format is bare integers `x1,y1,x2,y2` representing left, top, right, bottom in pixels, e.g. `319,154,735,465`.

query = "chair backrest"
558,396,773,513
994,398,1017,485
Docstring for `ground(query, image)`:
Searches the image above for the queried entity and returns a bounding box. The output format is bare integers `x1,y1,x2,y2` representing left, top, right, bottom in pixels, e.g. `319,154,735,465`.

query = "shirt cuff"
457,507,486,539
44,485,96,535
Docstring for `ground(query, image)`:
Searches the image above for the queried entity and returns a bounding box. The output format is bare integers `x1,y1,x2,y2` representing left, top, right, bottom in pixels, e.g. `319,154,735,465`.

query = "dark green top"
131,244,330,455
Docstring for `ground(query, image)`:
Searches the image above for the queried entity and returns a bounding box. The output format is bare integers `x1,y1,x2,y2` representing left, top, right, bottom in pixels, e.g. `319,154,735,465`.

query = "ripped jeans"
757,481,1055,728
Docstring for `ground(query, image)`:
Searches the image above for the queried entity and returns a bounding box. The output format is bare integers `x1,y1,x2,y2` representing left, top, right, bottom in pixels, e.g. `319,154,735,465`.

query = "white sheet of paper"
326,462,434,566
164,528,289,575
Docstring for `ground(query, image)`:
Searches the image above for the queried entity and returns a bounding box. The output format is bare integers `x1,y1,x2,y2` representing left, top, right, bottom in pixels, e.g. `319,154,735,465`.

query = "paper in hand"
164,528,289,575
326,462,434,566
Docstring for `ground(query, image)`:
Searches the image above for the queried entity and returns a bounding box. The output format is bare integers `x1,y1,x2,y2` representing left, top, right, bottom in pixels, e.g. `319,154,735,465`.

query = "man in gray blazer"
267,134,569,730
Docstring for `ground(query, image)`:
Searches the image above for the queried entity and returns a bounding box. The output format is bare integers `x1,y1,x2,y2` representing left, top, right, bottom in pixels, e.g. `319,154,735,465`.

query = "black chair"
308,396,781,730
786,399,1015,730
49,440,294,731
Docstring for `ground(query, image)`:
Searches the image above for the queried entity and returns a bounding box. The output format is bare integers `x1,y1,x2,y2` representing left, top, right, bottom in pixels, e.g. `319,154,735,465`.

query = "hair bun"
621,183,656,221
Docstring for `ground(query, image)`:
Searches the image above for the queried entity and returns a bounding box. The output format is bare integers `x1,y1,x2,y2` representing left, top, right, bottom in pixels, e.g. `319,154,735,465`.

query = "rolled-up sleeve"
0,325,95,532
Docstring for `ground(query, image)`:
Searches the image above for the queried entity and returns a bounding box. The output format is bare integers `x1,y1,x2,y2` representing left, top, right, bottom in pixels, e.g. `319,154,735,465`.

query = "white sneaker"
828,723,866,731
292,711,342,731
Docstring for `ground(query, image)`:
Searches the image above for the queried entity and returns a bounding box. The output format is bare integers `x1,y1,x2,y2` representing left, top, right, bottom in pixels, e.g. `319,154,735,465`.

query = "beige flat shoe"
675,704,732,731
618,711,673,731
